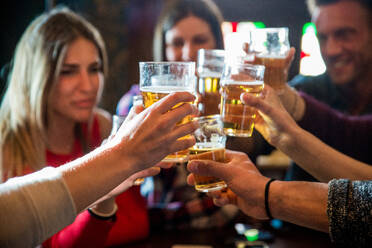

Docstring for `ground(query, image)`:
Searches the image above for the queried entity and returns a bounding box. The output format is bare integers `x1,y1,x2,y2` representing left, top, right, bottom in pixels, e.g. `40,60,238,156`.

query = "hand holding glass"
189,115,227,192
139,62,196,163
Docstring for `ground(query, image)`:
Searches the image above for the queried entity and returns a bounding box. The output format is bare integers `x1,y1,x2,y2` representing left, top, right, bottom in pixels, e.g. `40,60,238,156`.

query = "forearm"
59,143,137,212
279,127,372,182
0,167,76,248
270,180,329,232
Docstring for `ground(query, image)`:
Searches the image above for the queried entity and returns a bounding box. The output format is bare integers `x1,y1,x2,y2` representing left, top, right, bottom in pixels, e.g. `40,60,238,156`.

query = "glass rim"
252,27,289,32
139,61,196,66
198,49,225,56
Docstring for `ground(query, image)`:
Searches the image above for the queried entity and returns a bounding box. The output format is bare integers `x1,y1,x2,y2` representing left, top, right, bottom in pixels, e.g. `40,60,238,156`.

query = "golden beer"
221,82,263,137
254,56,287,90
189,146,226,192
197,75,221,116
141,86,192,162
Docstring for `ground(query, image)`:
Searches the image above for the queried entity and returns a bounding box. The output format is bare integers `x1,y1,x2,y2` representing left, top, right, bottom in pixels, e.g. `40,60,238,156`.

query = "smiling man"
287,0,372,181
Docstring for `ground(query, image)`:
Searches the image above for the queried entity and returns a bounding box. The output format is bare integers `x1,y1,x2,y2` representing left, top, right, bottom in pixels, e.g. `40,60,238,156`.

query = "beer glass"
249,28,290,90
139,61,196,163
220,63,265,137
110,115,145,185
197,49,225,116
189,115,227,192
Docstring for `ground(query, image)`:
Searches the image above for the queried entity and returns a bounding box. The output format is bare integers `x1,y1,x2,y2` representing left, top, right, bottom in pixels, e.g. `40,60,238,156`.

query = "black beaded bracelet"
264,178,277,220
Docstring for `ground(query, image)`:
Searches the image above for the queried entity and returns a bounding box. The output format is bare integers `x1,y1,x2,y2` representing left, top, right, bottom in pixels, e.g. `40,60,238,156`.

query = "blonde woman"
0,7,149,247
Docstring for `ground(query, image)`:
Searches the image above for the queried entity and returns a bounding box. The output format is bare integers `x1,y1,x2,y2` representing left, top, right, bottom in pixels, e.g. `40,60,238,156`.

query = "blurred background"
1,0,321,113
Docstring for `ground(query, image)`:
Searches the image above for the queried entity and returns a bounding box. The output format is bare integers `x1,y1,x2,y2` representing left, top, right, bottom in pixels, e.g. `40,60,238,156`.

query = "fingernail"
188,161,199,172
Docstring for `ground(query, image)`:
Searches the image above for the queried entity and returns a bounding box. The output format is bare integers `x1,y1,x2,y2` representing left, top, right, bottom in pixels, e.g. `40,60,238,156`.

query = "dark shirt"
286,73,372,181
299,92,372,165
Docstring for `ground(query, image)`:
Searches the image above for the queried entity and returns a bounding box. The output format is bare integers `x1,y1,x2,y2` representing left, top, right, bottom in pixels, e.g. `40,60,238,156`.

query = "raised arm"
0,92,198,248
241,86,372,182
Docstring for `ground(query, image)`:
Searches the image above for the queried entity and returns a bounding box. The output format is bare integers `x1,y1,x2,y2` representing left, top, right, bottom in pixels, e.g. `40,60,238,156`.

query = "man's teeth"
332,60,348,68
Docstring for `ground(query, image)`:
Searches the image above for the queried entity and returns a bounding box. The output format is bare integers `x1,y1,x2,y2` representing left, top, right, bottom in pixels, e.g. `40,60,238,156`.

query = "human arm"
186,150,329,232
61,91,198,212
187,151,372,246
0,92,198,247
0,167,76,248
241,86,372,181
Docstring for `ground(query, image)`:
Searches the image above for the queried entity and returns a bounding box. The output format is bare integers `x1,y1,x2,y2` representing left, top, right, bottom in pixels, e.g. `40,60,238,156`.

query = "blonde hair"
0,7,108,180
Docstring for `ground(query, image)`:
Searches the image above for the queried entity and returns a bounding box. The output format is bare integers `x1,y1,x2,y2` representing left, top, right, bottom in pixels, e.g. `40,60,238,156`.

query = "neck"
47,113,76,154
341,71,372,115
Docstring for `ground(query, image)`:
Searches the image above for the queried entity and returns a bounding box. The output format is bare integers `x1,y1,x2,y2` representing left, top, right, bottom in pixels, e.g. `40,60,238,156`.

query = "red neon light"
231,22,238,32
300,51,310,59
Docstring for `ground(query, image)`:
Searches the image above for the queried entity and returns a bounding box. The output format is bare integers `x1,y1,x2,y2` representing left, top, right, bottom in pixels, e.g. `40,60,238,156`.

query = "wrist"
102,140,141,178
91,197,116,214
88,202,118,220
265,179,283,220
264,178,277,219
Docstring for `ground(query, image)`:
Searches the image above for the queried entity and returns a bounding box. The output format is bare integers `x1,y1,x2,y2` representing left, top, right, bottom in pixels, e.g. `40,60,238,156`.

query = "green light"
254,22,266,29
303,22,317,35
244,228,259,241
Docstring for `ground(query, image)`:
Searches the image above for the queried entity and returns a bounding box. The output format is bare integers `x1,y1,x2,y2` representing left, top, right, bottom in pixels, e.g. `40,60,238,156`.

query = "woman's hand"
187,150,269,220
107,92,199,173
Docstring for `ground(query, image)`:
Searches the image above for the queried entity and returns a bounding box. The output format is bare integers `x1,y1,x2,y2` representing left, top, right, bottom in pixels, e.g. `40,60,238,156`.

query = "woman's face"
49,37,103,123
165,15,216,62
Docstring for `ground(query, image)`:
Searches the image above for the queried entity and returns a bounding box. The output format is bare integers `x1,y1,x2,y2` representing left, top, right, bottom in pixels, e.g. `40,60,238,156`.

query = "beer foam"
221,80,264,86
140,85,194,93
198,71,222,78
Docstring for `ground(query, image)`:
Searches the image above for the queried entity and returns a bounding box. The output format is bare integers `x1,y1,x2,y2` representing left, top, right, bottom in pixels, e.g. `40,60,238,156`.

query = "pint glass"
249,28,290,90
189,115,227,192
220,63,265,137
139,62,196,163
197,49,225,116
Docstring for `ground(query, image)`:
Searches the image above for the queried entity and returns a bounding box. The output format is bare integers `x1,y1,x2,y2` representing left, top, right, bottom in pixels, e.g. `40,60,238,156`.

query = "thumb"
187,160,230,181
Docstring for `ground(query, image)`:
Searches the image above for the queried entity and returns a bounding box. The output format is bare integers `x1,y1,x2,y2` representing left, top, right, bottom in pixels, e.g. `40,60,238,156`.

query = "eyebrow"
62,61,101,67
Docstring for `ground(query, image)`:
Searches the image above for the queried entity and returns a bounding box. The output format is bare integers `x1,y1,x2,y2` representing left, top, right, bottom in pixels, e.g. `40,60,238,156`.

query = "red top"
29,116,149,247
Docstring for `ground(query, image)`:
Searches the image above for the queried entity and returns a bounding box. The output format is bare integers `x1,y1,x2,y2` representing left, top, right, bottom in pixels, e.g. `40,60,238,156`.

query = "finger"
168,120,198,141
153,92,196,115
240,89,273,116
125,105,142,122
154,161,175,169
224,149,251,163
213,195,230,206
168,136,196,155
285,47,296,67
163,102,198,128
187,159,231,182
186,173,195,185
134,167,161,178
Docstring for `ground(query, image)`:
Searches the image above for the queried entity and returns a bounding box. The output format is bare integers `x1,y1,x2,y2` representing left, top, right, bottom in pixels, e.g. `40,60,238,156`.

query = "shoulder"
94,108,112,139
289,73,329,88
289,73,334,99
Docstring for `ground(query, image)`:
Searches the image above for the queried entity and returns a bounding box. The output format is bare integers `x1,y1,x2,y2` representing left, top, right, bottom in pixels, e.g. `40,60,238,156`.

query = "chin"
328,67,356,86
73,111,94,123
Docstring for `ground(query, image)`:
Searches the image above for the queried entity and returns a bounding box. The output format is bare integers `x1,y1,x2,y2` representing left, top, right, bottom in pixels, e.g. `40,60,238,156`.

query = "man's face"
313,1,372,85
